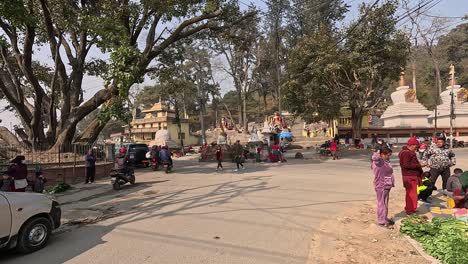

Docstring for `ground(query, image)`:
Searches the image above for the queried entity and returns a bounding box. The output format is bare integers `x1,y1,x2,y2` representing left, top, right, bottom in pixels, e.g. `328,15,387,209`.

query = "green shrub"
400,215,468,264
45,182,71,194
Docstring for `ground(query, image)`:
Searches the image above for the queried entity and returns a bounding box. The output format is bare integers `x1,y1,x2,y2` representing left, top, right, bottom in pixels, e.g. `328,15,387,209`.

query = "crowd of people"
214,138,289,172
372,136,467,228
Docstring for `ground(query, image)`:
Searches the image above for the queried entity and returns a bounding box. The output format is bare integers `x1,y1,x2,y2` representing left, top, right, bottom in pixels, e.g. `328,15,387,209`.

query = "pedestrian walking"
85,149,96,184
372,148,395,227
216,146,223,171
423,137,456,190
255,144,262,162
6,155,28,192
234,140,245,171
330,140,338,160
399,137,425,215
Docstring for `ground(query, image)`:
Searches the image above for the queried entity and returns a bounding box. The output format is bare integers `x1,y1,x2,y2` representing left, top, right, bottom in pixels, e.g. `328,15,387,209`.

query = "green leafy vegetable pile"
400,215,468,264
45,183,71,194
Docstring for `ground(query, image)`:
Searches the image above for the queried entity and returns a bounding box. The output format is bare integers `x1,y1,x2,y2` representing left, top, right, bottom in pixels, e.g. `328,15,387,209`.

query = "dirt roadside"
308,188,435,264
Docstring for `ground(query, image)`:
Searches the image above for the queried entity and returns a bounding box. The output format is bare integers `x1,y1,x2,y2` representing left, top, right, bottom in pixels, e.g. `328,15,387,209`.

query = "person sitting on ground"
447,168,466,208
417,171,434,203
459,171,468,208
271,143,281,163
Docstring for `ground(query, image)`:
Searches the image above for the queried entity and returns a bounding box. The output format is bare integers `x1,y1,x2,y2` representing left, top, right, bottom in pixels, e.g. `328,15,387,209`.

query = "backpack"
460,171,468,189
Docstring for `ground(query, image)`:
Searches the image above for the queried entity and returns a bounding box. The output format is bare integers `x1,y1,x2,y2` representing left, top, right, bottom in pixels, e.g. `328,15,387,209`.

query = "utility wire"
422,13,467,19
397,0,442,26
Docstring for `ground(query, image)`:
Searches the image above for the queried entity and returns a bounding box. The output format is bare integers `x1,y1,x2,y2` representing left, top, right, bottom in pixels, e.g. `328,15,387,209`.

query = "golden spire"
449,64,457,86
399,71,406,87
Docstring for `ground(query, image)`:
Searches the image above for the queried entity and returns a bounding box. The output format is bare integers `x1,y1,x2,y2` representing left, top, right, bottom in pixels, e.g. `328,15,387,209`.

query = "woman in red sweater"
399,137,426,215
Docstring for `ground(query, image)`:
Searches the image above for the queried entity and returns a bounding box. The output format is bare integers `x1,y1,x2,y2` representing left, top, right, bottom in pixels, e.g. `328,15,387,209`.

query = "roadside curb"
403,235,440,264
395,218,440,264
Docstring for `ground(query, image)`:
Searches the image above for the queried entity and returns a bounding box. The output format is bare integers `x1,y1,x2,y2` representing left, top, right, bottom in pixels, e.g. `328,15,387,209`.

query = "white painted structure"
381,85,432,128
428,84,468,128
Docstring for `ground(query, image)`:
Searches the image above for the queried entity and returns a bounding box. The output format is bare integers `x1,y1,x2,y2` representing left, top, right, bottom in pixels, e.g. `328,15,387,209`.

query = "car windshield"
128,144,148,151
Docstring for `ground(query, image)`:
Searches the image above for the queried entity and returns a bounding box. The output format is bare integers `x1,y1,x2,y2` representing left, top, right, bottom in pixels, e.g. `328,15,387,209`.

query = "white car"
0,191,61,253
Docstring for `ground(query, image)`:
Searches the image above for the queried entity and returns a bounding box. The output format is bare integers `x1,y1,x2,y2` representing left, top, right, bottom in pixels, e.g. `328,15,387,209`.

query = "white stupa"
381,72,432,128
428,78,468,127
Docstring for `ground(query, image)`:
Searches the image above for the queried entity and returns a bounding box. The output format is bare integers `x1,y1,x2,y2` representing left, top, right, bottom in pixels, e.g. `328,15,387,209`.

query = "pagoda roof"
141,102,174,113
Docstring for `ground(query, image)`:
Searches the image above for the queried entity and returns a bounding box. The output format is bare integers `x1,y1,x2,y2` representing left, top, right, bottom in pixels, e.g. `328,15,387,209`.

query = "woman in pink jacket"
372,148,395,227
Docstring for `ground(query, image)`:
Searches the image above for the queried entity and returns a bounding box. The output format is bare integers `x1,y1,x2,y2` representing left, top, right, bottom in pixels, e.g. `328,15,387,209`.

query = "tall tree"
0,0,252,148
286,0,348,47
286,1,409,139
184,47,220,144
264,0,289,113
337,2,409,139
212,7,260,132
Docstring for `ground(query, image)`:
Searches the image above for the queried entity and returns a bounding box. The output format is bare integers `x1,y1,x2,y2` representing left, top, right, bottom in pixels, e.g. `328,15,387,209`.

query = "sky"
0,0,467,128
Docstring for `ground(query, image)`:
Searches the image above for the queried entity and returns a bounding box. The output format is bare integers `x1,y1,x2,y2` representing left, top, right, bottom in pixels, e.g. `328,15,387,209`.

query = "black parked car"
124,143,149,167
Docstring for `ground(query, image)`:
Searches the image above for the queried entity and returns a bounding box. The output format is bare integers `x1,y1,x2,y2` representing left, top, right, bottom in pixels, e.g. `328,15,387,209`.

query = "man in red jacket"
399,137,426,215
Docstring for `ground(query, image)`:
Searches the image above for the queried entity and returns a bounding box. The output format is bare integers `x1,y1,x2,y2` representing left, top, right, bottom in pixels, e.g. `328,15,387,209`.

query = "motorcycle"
110,168,135,190
150,157,159,171
162,160,172,174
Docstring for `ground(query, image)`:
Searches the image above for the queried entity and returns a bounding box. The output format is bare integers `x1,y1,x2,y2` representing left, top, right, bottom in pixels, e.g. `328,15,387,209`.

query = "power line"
396,0,442,26
422,13,467,19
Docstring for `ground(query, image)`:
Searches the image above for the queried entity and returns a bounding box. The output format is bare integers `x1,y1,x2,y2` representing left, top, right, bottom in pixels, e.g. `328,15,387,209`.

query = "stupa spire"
399,70,406,87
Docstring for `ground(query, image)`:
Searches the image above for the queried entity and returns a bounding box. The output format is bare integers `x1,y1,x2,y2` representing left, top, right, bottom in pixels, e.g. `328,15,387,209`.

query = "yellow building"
336,107,371,129
128,102,199,147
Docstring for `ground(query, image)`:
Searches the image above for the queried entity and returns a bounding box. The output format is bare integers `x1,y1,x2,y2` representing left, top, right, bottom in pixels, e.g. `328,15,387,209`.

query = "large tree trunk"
74,116,110,144
237,91,243,126
199,102,206,145
243,94,248,133
351,107,364,144
174,101,184,151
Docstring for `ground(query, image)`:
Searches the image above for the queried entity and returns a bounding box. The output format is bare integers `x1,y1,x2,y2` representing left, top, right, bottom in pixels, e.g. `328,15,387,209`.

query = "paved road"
2,149,466,264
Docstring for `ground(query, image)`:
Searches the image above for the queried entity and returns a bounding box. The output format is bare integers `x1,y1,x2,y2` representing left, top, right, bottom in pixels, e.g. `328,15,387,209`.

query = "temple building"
428,77,468,130
337,65,468,142
127,102,199,147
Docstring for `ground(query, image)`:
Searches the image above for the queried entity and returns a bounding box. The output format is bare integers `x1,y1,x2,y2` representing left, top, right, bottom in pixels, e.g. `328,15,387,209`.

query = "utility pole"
196,76,207,145
275,20,281,116
434,72,438,138
449,64,455,149
412,37,418,94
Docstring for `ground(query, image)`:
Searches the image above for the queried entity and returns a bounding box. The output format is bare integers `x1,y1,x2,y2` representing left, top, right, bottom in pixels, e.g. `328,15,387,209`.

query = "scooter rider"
116,147,132,174
150,145,159,163
159,146,172,167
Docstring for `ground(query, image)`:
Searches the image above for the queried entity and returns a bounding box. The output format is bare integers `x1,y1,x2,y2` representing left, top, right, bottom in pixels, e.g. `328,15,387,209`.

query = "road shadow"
59,180,170,206
0,225,112,264
0,174,280,264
